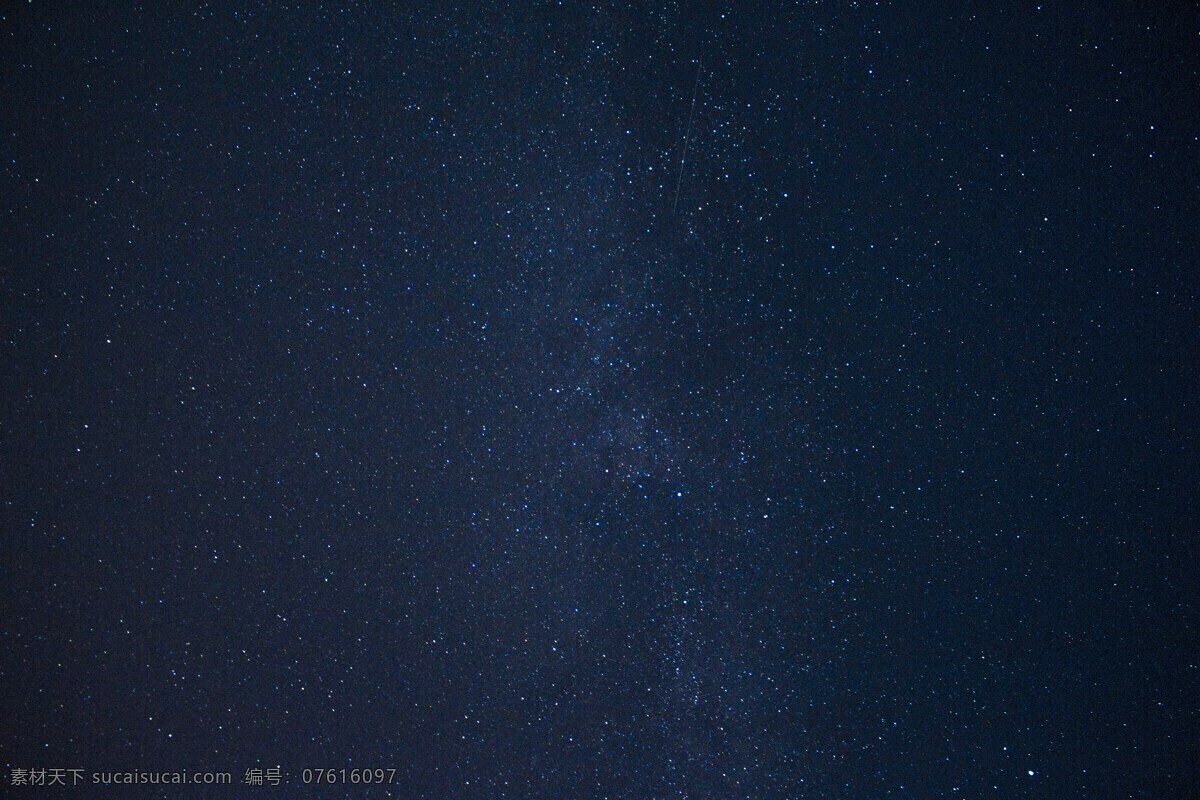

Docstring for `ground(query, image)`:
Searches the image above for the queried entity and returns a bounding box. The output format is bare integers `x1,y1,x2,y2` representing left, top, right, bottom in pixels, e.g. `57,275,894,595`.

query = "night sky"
2,2,1198,798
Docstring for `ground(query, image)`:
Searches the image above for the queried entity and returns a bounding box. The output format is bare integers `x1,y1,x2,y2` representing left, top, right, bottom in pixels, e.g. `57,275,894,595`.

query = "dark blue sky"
2,2,1197,798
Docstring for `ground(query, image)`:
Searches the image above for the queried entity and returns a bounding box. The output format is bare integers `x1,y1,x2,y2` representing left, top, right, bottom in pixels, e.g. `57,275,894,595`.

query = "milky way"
2,3,1197,798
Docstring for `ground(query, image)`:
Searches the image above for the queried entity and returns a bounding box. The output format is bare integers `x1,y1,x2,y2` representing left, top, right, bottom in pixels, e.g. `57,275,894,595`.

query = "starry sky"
2,2,1197,798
